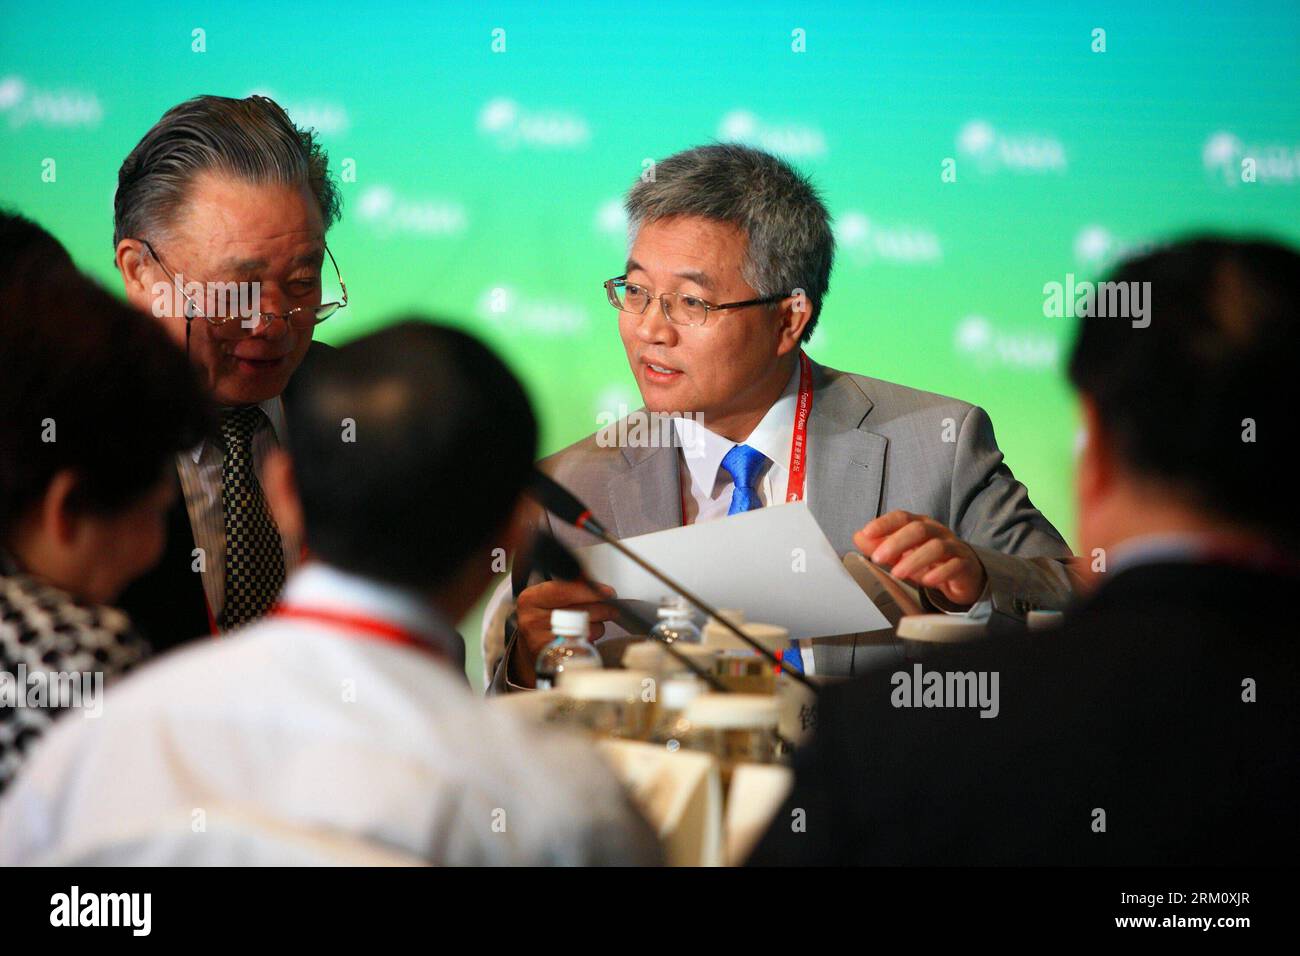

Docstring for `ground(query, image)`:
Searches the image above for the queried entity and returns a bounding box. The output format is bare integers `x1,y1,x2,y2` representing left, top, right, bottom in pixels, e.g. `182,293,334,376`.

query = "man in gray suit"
491,144,1074,688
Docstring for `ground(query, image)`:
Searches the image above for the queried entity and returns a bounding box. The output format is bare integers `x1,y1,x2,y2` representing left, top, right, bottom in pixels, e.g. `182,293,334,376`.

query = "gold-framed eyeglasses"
138,238,348,345
604,275,788,328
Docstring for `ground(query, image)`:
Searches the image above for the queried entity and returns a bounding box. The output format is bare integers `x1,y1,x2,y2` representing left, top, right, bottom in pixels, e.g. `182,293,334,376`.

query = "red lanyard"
786,350,813,503
680,350,814,522
271,604,443,659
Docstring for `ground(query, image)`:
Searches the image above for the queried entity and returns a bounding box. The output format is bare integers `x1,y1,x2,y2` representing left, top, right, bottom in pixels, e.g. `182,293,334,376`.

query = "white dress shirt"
671,362,817,673
176,397,302,620
0,563,660,865
673,360,806,524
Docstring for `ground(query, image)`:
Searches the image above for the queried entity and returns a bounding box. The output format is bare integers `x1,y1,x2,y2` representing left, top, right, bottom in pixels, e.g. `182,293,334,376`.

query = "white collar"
188,396,287,463
672,361,800,498
278,561,461,655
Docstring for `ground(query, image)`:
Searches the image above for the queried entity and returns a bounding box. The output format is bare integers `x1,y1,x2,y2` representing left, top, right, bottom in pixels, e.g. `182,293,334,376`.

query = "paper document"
576,502,890,641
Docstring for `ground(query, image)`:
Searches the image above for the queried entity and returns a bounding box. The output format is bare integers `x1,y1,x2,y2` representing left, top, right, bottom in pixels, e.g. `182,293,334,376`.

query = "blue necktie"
721,444,768,516
719,443,804,673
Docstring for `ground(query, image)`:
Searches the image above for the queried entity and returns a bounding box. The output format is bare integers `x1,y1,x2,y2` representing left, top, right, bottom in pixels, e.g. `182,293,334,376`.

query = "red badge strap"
785,349,813,503
271,605,442,658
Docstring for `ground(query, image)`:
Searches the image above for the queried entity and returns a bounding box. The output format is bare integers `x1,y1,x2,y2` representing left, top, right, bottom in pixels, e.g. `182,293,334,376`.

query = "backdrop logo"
836,212,942,264
476,285,588,335
1202,131,1300,186
478,97,590,150
246,89,349,135
0,75,102,129
1073,225,1162,272
595,197,626,239
717,109,827,158
954,314,1059,372
357,186,466,237
957,119,1066,173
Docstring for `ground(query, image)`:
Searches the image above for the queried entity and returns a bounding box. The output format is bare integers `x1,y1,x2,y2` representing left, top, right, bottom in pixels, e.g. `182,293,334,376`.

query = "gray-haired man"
111,95,346,652
492,143,1076,689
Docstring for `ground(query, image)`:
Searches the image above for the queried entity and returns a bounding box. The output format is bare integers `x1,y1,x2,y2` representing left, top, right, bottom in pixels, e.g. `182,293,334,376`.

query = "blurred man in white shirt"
0,321,660,866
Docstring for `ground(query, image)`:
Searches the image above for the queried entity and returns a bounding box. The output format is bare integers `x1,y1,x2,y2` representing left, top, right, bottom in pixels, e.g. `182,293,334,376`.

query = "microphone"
529,470,818,694
530,470,611,538
531,530,730,693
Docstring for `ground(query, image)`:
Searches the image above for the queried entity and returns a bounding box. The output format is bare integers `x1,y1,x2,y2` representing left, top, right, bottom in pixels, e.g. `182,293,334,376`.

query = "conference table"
495,688,797,866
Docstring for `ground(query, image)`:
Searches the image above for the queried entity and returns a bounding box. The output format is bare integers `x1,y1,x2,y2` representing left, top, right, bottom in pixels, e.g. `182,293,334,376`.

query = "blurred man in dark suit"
751,237,1300,865
112,95,347,651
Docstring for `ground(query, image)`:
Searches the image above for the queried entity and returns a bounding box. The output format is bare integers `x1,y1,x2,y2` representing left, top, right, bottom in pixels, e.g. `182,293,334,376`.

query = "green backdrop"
4,1,1298,682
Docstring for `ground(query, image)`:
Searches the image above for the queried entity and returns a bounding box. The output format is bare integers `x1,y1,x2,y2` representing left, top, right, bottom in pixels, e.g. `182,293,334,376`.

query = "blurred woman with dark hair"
0,211,212,792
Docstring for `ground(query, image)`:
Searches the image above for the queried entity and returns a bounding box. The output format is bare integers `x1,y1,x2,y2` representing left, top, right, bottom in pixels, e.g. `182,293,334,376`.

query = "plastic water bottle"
648,596,702,646
535,608,602,690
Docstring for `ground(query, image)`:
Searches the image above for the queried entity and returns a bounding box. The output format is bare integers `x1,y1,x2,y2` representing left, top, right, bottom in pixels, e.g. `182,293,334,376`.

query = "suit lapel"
607,442,682,538
806,361,887,557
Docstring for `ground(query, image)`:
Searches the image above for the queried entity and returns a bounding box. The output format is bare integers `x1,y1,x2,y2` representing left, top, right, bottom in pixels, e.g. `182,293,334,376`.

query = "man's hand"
510,579,617,686
853,510,988,609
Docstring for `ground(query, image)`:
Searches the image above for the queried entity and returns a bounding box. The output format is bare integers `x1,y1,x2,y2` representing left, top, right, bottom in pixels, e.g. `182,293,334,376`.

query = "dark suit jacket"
749,559,1300,865
117,340,334,655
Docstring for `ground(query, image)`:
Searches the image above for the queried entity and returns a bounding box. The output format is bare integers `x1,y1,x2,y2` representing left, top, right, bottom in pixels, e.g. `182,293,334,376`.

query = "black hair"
1067,236,1300,547
282,320,538,590
0,211,213,541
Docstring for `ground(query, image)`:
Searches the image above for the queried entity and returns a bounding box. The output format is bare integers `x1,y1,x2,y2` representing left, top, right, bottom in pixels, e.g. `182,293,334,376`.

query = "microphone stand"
532,475,819,695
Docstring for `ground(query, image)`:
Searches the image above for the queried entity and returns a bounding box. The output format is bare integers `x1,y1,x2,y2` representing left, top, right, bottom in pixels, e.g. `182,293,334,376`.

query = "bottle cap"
550,608,590,638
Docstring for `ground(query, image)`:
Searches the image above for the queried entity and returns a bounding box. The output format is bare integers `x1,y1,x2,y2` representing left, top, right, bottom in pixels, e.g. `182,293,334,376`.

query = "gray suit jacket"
489,360,1075,688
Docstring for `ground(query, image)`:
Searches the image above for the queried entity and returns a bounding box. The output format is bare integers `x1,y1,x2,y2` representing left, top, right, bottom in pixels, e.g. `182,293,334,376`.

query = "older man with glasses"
112,94,348,652
491,143,1078,690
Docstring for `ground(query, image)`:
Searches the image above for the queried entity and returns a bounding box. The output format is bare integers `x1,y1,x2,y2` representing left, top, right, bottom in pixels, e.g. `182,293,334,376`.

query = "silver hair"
625,143,834,340
113,95,341,248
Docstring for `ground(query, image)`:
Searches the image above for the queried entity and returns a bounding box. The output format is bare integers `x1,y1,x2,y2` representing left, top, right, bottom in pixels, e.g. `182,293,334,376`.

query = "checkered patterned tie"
219,405,285,630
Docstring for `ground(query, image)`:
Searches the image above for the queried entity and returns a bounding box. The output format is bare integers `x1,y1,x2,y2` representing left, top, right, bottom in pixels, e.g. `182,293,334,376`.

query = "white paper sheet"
576,501,890,641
